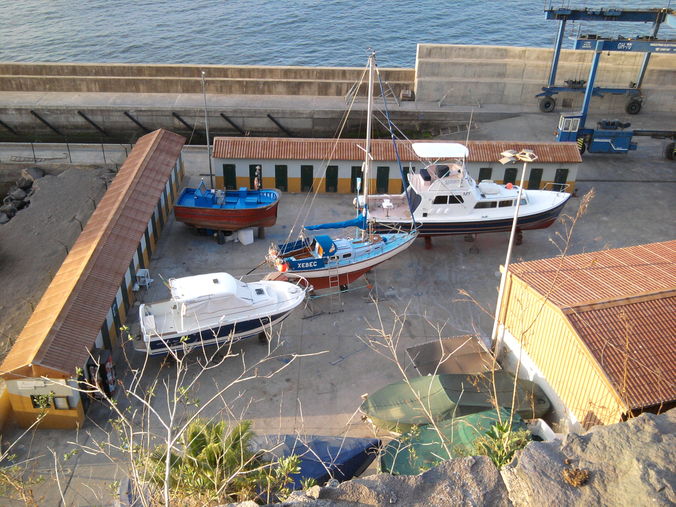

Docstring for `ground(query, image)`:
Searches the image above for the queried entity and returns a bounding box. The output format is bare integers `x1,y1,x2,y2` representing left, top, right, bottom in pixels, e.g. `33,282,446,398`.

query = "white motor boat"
363,142,571,237
135,272,309,355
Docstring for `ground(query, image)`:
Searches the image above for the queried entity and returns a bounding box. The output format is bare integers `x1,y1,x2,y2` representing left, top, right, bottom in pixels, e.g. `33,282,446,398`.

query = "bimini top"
412,142,469,160
169,273,240,303
314,235,337,256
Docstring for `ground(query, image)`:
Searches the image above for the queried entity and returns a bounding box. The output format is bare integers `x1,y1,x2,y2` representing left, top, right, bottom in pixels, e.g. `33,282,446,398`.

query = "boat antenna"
463,108,474,182
362,49,376,240
375,63,417,230
201,70,214,188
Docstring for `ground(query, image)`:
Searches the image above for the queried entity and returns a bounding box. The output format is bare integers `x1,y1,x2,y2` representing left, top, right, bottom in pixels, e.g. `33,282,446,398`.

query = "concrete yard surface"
0,111,674,505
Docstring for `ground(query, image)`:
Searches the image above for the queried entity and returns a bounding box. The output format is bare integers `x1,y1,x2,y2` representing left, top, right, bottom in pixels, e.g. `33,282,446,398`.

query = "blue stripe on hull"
374,199,569,237
147,311,288,354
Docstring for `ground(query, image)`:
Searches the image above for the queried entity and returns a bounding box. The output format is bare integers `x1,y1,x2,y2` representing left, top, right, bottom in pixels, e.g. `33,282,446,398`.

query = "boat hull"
281,232,417,290
174,188,280,231
370,195,570,237
136,310,292,356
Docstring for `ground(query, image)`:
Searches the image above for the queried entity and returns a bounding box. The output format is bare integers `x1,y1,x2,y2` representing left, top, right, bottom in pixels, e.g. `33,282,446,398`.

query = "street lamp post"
491,149,538,358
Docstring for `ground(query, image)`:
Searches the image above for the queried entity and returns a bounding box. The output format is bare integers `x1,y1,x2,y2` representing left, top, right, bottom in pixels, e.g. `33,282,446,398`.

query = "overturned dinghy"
360,371,550,433
380,408,527,475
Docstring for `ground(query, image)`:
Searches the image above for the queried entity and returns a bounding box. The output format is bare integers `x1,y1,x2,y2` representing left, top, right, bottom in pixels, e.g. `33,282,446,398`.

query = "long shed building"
212,137,582,195
497,240,676,430
0,129,185,429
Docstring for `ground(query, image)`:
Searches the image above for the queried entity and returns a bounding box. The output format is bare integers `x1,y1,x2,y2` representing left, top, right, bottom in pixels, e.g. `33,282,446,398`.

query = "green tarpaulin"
360,371,550,433
380,408,527,475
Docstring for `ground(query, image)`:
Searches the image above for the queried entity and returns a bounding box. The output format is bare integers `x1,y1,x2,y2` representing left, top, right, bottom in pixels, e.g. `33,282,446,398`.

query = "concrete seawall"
415,44,676,113
0,43,673,141
0,62,415,96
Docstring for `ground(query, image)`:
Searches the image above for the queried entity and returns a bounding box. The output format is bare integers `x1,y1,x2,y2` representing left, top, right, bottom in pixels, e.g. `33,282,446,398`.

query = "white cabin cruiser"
135,272,308,355
363,143,571,237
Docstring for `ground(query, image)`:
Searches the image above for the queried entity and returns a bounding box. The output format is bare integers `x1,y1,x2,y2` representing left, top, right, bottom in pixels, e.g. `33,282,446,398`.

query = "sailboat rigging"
266,51,417,291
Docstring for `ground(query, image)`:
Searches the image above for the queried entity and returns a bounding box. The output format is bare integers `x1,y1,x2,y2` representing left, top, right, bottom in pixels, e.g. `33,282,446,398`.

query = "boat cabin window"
343,253,352,259
433,195,464,205
435,165,450,178
520,197,528,205
255,288,265,295
499,200,514,207
474,201,497,209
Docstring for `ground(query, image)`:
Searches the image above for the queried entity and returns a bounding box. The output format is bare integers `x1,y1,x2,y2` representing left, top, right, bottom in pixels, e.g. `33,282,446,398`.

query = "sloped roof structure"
213,137,582,164
509,240,676,411
0,129,185,379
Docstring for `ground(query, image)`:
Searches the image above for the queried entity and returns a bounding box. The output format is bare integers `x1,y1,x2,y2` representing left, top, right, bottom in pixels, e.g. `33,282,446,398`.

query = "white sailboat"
266,51,417,290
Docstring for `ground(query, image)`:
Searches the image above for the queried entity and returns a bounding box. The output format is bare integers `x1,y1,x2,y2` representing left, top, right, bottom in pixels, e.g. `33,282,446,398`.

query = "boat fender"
506,183,513,189
275,258,288,273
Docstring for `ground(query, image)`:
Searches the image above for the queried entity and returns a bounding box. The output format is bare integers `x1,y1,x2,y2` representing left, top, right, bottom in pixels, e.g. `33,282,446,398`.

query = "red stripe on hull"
174,203,279,231
303,265,374,290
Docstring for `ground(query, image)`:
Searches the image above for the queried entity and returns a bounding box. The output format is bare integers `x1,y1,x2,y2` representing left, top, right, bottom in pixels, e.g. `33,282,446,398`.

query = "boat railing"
541,182,570,194
260,272,313,292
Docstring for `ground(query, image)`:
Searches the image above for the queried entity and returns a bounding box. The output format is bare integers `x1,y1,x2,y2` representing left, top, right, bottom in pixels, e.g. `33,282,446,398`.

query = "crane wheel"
539,97,556,113
625,98,642,115
665,142,675,161
577,138,586,155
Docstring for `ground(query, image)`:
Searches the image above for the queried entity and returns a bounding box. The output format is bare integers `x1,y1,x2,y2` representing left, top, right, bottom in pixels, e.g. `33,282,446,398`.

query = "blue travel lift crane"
555,36,676,159
538,6,675,114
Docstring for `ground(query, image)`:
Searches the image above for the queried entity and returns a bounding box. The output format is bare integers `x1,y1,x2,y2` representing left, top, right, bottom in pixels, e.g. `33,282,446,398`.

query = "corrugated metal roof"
509,241,676,308
0,129,185,379
212,137,582,164
508,240,676,411
566,296,676,410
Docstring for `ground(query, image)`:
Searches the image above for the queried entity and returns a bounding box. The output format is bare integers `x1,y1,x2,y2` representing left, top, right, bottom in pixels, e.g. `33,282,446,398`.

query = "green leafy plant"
473,421,530,468
138,419,300,505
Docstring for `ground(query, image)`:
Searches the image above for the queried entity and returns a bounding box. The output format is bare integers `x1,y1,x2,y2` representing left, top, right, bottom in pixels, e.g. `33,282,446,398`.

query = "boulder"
9,188,27,201
16,176,33,190
284,456,509,506
0,203,17,218
0,212,9,224
500,410,676,506
21,166,45,181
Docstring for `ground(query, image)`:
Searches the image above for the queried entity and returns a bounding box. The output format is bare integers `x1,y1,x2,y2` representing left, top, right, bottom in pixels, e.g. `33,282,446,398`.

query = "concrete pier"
1,44,674,142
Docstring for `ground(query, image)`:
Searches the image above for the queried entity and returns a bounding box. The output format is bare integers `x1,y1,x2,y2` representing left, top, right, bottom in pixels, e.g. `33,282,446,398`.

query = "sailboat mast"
363,51,375,238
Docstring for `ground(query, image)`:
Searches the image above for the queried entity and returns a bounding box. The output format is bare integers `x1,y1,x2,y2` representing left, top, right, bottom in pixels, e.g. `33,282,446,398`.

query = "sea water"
0,0,673,67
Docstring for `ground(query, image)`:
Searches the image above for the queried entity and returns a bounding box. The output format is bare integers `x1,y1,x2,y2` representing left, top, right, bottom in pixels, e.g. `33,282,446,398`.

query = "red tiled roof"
509,240,676,410
566,296,676,410
509,241,676,309
212,137,582,164
0,129,185,379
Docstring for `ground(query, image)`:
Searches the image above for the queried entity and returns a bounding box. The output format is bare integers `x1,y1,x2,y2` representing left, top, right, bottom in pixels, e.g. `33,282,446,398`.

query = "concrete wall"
415,44,676,113
0,62,415,97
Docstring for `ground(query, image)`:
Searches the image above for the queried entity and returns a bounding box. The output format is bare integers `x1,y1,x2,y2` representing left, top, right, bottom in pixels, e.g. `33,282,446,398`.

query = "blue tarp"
275,435,381,489
304,213,367,231
314,235,337,256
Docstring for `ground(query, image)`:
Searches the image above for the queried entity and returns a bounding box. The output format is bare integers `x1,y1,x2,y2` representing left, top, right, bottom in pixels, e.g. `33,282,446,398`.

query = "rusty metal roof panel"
509,241,676,308
567,296,676,410
1,129,185,378
212,137,582,164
